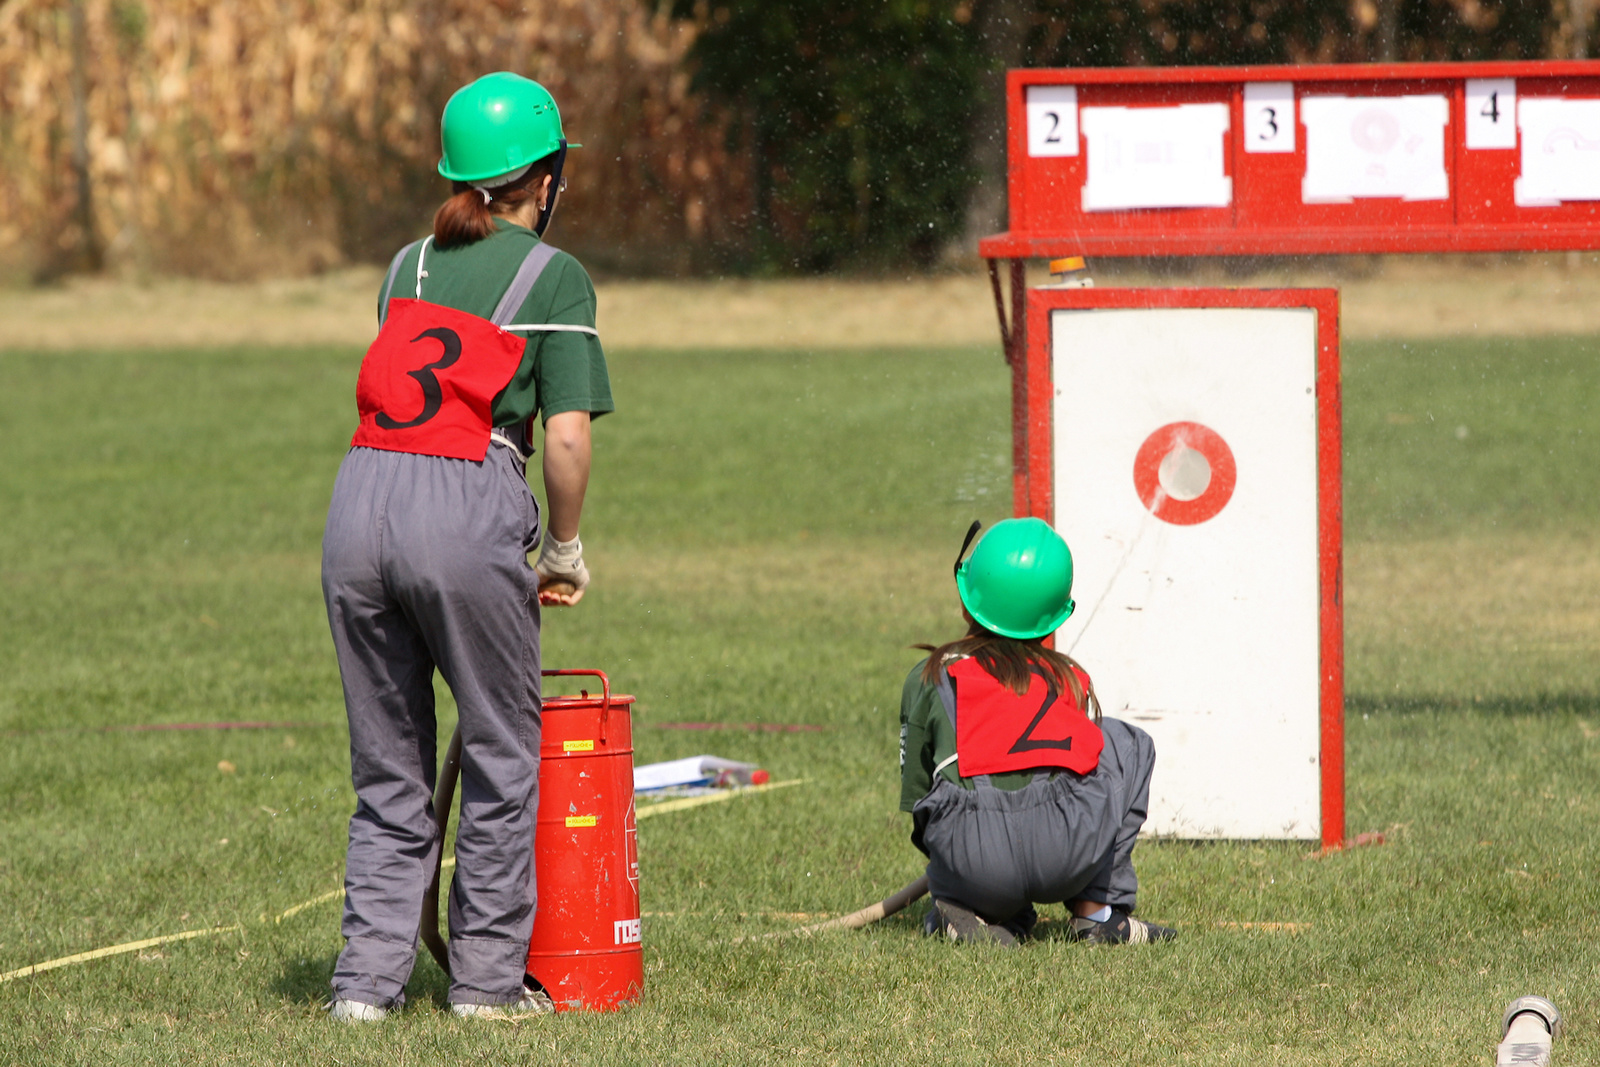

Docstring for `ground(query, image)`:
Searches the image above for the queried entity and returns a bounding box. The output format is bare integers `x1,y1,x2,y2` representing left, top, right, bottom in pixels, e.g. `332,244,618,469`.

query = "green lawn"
0,333,1597,1064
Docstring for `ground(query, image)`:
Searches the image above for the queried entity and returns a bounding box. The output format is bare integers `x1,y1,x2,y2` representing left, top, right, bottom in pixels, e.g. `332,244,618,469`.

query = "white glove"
535,532,590,592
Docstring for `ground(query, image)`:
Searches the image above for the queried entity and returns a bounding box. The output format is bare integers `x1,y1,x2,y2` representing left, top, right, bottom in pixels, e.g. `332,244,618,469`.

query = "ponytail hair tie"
479,188,492,205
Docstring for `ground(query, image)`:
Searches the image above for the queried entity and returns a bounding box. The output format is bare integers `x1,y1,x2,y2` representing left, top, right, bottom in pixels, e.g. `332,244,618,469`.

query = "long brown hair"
916,620,1101,722
432,155,556,249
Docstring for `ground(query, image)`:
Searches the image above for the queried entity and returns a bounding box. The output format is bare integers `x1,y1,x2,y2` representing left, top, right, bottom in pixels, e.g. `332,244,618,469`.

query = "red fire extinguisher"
420,668,643,1012
526,668,641,1010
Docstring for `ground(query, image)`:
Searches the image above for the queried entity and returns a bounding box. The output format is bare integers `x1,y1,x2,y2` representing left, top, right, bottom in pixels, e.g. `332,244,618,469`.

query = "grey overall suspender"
933,667,963,780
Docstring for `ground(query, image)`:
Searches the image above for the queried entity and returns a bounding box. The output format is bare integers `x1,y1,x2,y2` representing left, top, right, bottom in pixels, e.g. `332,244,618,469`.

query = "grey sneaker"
923,898,1019,947
325,998,388,1023
451,984,555,1018
1069,908,1177,945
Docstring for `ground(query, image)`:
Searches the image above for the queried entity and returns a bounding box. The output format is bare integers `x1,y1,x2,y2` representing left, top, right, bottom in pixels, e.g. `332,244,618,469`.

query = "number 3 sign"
1243,82,1295,153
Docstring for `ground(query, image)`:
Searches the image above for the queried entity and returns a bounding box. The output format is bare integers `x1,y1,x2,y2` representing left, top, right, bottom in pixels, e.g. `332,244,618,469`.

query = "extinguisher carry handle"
541,668,612,742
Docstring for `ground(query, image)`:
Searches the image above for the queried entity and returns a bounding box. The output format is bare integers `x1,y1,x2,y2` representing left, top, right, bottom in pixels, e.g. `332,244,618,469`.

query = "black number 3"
1007,669,1075,755
1260,106,1278,140
375,327,462,430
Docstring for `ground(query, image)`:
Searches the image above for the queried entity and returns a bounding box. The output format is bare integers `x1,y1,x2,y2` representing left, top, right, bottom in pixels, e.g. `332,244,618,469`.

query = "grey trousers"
911,718,1155,923
321,445,542,1007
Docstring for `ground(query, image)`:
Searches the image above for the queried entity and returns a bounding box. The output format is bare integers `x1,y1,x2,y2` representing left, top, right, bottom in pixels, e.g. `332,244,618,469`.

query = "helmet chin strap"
534,140,568,237
953,520,982,579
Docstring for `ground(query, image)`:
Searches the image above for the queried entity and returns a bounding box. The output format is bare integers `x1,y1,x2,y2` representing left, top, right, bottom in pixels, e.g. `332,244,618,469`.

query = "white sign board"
1052,306,1324,839
1301,94,1450,202
1465,78,1517,149
1243,82,1296,154
1026,85,1079,157
1515,97,1600,205
1080,104,1232,211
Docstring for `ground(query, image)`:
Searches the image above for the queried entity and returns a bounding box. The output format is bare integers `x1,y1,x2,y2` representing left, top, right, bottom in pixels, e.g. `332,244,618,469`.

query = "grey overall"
320,243,561,1008
910,669,1157,923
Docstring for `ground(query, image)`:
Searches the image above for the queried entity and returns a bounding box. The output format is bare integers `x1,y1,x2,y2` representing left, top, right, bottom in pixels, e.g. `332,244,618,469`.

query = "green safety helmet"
438,72,572,184
953,518,1076,640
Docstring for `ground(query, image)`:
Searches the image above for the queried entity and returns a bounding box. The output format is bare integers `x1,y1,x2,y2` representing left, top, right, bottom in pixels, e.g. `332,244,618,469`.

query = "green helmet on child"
954,518,1076,640
438,72,570,184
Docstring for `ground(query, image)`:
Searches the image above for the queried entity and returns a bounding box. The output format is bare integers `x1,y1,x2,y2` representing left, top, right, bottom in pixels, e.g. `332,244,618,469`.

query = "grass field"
1,327,1598,1064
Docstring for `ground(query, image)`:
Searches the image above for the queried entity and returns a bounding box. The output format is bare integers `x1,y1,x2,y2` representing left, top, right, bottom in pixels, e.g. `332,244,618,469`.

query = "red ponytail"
431,157,556,249
433,188,496,248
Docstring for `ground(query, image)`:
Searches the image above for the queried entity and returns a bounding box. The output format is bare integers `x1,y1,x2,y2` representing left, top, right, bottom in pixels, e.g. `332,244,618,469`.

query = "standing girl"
321,72,612,1019
899,519,1177,946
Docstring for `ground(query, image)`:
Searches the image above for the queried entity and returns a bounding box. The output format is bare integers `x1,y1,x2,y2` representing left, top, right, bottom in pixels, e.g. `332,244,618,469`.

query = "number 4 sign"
1467,77,1517,149
1243,82,1296,153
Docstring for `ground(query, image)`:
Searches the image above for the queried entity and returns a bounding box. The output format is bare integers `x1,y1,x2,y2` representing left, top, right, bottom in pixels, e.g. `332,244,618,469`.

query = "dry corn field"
0,0,745,281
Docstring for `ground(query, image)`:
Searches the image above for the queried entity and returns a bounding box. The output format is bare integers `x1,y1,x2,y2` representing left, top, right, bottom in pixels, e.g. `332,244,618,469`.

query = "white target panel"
1033,291,1341,841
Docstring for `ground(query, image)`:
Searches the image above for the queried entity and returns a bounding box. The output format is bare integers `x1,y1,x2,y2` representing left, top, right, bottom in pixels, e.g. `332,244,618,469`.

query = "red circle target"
1132,421,1237,526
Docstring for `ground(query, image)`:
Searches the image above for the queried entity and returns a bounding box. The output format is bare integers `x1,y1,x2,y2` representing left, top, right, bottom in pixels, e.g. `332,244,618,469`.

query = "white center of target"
1157,446,1211,501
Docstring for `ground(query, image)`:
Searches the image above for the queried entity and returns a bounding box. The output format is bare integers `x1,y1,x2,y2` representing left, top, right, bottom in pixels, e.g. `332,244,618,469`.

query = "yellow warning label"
565,815,597,828
563,739,595,752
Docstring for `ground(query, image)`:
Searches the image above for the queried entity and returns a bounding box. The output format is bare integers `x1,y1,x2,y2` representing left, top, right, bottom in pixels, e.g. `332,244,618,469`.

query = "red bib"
948,658,1103,777
351,299,526,461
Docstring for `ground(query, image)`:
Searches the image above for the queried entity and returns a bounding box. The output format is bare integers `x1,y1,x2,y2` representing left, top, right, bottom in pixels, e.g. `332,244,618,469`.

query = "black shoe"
998,903,1038,942
1069,908,1177,945
924,898,1019,947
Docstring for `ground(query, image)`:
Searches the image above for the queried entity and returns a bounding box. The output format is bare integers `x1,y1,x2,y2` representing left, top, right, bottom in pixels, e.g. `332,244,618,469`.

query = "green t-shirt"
379,219,614,427
898,656,1042,813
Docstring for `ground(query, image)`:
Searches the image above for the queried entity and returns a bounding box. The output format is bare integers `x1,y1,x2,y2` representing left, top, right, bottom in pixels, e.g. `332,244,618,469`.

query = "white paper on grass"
1243,82,1296,154
1080,104,1232,211
1300,95,1449,203
1515,97,1600,205
632,755,758,792
1465,78,1517,149
1051,306,1322,839
1026,85,1079,157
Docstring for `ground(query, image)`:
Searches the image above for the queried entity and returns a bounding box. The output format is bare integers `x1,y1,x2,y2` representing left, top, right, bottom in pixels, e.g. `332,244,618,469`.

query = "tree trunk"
958,0,1030,259
1572,0,1593,59
1375,0,1400,61
69,0,103,272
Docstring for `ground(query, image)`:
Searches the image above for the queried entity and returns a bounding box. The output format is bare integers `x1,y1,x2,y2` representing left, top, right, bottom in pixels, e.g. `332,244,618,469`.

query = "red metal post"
1314,297,1346,850
1008,258,1030,519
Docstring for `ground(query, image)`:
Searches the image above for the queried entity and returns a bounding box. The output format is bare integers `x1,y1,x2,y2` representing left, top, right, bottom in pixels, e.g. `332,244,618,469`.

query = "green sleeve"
531,256,613,423
899,660,940,813
489,251,615,427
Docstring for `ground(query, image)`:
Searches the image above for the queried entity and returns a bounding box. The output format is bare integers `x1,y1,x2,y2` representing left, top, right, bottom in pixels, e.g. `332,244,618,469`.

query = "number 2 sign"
1243,81,1295,153
1026,85,1078,157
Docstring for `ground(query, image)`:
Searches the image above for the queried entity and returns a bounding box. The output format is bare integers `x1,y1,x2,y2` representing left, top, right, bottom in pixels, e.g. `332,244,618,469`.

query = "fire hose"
420,727,461,974
420,723,925,969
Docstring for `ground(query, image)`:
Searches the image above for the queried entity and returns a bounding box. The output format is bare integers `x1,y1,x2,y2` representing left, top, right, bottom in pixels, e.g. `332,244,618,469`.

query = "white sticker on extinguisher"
613,918,641,945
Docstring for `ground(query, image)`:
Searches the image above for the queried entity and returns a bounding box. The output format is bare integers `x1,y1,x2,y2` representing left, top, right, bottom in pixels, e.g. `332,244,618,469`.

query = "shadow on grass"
270,951,338,1007
1347,692,1600,716
269,948,453,1009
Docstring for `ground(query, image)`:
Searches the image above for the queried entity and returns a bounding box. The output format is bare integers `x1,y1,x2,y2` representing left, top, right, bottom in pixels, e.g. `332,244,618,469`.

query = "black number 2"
375,327,462,430
1007,670,1074,755
1044,111,1061,143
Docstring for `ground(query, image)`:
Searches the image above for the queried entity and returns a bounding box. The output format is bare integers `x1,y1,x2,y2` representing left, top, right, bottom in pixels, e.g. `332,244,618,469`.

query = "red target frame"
1020,285,1344,848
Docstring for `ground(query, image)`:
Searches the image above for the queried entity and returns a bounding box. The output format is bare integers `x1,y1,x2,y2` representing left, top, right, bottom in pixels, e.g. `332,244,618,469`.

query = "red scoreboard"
978,61,1600,259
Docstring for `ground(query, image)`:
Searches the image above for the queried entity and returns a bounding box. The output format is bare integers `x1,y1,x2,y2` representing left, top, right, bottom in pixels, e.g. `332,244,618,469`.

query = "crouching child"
899,518,1177,947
